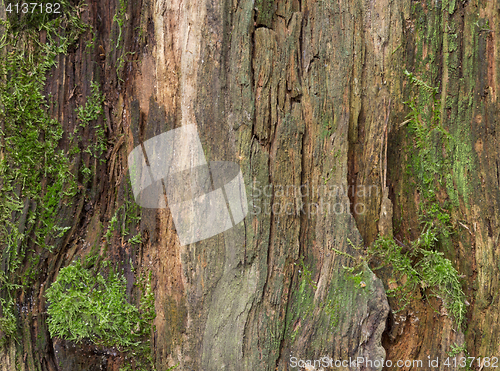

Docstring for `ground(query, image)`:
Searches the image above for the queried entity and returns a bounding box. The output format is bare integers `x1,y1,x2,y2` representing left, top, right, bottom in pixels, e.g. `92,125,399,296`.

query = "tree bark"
1,0,499,370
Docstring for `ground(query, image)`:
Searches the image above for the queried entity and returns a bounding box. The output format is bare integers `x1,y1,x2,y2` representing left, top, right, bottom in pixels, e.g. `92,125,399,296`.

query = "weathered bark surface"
1,0,499,370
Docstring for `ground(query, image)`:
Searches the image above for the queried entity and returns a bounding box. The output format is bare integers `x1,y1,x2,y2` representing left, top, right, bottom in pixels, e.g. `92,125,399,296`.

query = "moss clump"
369,235,466,328
46,260,156,368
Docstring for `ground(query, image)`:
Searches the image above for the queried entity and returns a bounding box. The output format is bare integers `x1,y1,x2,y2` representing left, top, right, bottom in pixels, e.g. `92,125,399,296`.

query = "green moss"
112,0,130,82
46,260,156,368
0,298,17,347
368,72,467,328
254,0,274,28
0,1,88,344
103,186,142,246
74,81,107,163
449,120,475,207
113,0,128,50
284,259,316,342
369,236,465,327
105,209,121,243
447,342,476,370
320,112,336,140
77,81,104,126
285,254,358,347
403,71,455,234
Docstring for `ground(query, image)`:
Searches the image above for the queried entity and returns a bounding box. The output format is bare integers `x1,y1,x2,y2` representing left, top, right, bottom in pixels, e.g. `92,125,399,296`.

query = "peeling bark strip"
1,0,500,370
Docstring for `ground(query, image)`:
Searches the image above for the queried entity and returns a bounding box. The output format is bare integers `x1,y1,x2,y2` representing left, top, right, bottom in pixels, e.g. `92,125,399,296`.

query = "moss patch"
46,259,156,369
0,0,88,345
369,72,467,328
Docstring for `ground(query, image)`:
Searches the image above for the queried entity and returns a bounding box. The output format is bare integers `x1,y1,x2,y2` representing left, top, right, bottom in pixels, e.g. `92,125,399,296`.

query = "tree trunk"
0,0,499,370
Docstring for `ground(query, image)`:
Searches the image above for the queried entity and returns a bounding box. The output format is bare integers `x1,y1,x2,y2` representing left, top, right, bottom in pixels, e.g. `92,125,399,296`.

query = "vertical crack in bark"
275,13,306,367
250,3,273,292
347,4,359,221
496,160,500,188
249,6,279,362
